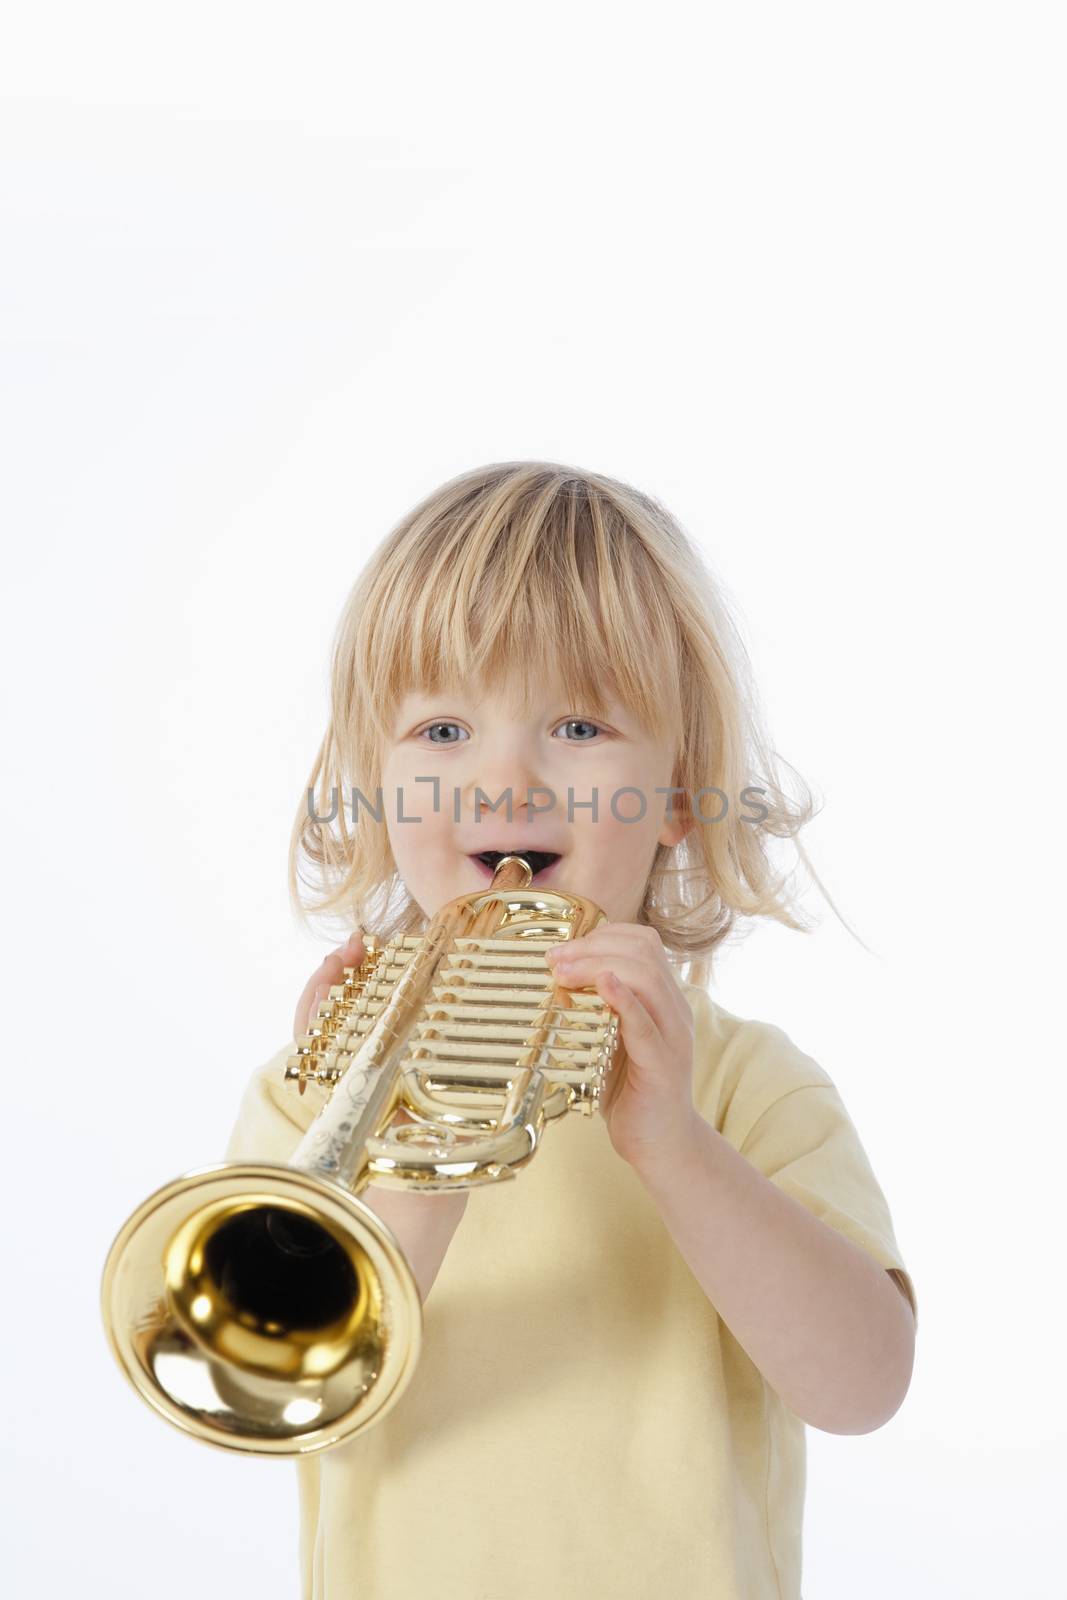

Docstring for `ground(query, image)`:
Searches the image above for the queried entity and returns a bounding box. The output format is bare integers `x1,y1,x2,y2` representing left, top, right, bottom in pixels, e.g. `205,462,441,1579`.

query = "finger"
546,927,653,961
292,931,364,1039
302,980,333,1037
549,952,691,1048
546,929,683,1006
324,929,365,980
594,970,663,1066
293,966,329,1041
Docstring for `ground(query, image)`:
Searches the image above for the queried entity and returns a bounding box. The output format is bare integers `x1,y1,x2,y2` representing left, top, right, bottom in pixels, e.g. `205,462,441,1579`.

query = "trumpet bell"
100,857,627,1458
100,1162,423,1455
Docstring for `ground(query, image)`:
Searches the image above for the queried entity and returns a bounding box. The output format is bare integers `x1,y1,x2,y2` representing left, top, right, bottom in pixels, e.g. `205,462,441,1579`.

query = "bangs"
299,458,822,987
360,473,685,749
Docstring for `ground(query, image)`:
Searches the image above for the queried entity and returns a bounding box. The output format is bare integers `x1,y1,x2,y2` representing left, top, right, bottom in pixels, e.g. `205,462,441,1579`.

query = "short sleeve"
738,1076,918,1328
223,1040,320,1164
697,1007,918,1330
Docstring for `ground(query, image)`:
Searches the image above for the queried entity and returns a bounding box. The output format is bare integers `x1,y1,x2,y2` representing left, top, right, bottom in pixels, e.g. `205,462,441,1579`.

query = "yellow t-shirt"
224,976,917,1599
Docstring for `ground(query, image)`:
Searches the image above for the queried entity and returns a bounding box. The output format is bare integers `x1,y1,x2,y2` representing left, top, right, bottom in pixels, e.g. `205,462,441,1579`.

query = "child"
226,460,917,1599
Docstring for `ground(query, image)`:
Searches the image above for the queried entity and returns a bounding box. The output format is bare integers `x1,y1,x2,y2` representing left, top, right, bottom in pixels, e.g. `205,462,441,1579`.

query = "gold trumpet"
100,856,625,1457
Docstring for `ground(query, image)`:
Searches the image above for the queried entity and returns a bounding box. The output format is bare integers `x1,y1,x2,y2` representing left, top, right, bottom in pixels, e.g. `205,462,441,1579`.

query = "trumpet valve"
285,1050,346,1096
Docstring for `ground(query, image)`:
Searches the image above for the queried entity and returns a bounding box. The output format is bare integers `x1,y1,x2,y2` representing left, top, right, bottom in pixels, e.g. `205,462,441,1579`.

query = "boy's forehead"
406,669,625,718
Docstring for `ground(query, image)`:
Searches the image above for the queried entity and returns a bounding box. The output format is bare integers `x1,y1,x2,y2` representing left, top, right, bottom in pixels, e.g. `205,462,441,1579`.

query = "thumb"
292,929,366,1041
304,979,333,1038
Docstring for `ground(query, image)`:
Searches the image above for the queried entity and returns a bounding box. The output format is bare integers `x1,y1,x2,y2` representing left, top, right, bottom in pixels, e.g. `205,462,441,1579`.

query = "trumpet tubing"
100,856,625,1457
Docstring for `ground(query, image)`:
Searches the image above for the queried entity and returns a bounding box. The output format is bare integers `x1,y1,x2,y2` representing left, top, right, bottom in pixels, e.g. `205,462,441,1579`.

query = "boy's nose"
464,757,549,821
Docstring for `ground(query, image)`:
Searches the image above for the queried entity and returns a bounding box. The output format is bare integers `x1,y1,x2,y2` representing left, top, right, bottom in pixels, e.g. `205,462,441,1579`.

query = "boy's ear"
658,792,697,849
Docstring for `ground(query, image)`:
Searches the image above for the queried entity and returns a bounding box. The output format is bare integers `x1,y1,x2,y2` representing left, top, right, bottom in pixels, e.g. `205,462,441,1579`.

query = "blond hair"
290,460,826,991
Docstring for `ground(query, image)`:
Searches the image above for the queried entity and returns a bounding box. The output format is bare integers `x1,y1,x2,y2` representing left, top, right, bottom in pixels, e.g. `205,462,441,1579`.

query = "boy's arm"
633,1115,917,1436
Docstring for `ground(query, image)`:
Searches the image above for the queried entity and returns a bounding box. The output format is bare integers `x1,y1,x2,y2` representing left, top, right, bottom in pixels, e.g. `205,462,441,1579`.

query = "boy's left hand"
545,924,699,1171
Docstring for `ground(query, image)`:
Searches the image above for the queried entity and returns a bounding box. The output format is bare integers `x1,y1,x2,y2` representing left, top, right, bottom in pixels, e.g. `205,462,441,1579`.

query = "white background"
2,3,1063,1595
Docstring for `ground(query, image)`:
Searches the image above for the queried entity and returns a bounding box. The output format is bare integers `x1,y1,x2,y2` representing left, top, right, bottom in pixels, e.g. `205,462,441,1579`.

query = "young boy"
226,460,917,1598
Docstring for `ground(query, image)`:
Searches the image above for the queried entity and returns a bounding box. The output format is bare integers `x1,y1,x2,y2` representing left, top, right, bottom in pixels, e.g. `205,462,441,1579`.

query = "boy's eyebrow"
395,691,472,721
394,688,645,734
388,692,473,737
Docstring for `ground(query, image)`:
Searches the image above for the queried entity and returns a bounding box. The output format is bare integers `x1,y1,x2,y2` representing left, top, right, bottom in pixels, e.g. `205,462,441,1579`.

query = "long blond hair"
290,460,826,991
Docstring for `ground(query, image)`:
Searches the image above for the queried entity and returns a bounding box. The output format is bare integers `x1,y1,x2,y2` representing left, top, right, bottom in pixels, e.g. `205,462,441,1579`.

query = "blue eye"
555,719,602,742
415,717,604,745
418,721,469,745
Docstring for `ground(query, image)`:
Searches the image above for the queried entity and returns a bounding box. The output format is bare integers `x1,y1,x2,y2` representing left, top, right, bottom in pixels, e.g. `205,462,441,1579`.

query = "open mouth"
469,849,562,880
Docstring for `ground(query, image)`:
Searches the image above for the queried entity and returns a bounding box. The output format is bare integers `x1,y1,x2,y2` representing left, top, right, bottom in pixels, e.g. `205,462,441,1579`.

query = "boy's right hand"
292,929,367,1045
293,933,470,1304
